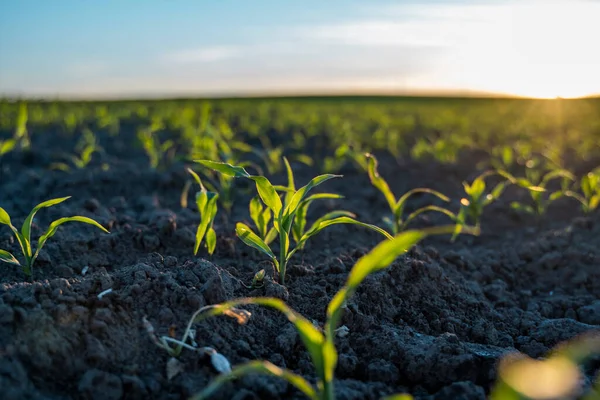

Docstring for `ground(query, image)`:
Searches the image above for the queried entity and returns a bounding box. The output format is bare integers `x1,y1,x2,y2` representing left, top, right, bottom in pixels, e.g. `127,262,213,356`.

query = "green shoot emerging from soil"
190,225,479,400
500,168,575,216
195,159,392,285
562,169,600,214
0,197,108,278
366,154,455,235
187,169,219,256
454,171,508,239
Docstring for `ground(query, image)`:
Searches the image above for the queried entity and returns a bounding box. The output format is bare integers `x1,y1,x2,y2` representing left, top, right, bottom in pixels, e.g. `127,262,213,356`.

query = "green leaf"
193,297,328,390
401,206,456,230
394,188,449,218
187,168,205,190
194,193,219,255
511,202,535,214
248,176,282,217
326,226,476,339
366,154,396,212
541,169,575,186
195,160,250,178
22,196,71,256
206,228,217,255
236,223,276,260
33,216,108,263
0,249,20,266
590,194,600,211
0,207,11,225
468,177,486,200
293,216,392,260
190,361,317,400
549,191,564,202
283,156,296,206
282,174,341,231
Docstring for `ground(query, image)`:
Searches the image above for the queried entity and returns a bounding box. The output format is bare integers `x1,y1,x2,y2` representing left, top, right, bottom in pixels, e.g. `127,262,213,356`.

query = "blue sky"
1,0,599,98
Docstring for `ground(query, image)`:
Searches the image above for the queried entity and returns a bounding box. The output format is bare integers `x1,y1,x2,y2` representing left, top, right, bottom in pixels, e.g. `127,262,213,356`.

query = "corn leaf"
191,360,317,400
292,216,392,261
0,249,20,266
194,193,219,255
283,156,296,206
0,206,12,225
282,174,341,231
195,160,250,178
21,196,71,256
236,223,275,260
395,188,449,218
248,176,282,217
366,154,396,211
193,297,328,388
401,205,456,229
206,228,217,255
34,216,108,261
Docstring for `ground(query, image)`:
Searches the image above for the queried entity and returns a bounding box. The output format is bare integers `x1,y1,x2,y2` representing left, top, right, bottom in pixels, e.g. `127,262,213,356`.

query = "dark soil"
1,128,599,400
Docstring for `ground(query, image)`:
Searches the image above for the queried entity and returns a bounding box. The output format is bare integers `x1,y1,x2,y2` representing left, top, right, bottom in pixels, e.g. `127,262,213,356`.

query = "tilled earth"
0,128,599,399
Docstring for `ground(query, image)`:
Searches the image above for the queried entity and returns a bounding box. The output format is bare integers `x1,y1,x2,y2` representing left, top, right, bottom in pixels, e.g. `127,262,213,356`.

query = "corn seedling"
366,154,455,235
0,197,108,278
500,168,575,216
562,169,600,213
14,102,30,150
138,118,175,169
453,171,508,239
190,225,479,400
50,128,101,171
187,169,219,256
195,159,392,285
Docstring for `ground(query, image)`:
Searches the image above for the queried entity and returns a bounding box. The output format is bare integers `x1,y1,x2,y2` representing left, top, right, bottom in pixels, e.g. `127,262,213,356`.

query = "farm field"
0,96,599,399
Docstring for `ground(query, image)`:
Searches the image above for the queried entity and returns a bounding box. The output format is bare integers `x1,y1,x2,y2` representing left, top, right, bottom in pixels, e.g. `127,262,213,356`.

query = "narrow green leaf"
283,156,296,206
248,176,282,217
195,160,250,178
283,174,341,226
401,206,456,230
33,216,108,263
293,216,392,259
193,297,327,387
206,228,217,255
469,177,486,200
194,193,219,255
366,154,396,212
0,249,20,266
187,168,204,190
236,223,275,260
326,226,476,339
549,191,564,202
22,196,71,255
0,207,11,225
394,188,449,218
191,361,317,400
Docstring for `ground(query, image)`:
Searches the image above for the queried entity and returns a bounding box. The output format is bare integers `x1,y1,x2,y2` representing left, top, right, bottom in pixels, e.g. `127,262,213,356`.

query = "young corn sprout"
366,154,455,235
451,171,509,240
562,169,600,213
190,225,479,400
137,118,175,170
500,168,575,216
50,128,102,171
195,159,392,285
187,169,219,256
0,197,109,278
